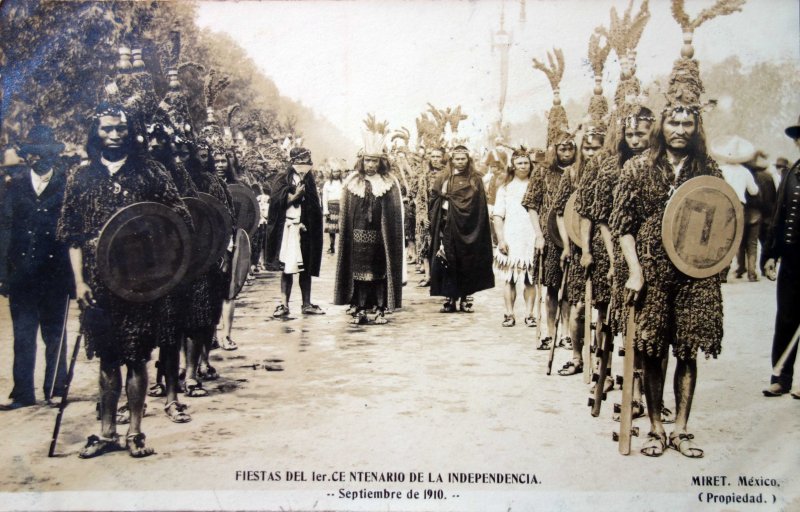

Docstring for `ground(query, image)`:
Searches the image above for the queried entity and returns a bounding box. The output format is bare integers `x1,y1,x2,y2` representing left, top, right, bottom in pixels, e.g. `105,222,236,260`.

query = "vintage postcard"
0,0,798,510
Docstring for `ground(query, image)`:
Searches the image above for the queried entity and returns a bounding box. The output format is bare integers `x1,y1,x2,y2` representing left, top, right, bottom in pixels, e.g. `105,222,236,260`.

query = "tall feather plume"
226,104,240,131
627,0,650,51
531,48,565,93
363,113,389,135
204,68,230,111
588,30,611,77
671,0,746,31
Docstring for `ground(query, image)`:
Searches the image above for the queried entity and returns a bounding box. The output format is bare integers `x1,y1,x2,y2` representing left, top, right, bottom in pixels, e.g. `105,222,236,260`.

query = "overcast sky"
196,0,799,148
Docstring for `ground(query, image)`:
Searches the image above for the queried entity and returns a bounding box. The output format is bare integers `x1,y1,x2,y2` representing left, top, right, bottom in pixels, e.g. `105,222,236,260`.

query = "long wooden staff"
583,277,593,384
618,305,637,455
589,295,615,417
533,255,544,345
546,260,569,375
48,332,82,457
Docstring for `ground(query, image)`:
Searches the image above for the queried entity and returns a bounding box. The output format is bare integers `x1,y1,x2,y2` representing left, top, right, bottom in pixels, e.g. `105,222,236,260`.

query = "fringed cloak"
333,173,404,310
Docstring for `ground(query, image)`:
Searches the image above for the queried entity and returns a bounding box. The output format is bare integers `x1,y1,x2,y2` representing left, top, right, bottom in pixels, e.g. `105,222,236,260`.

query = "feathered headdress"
152,30,197,143
587,29,611,126
362,113,389,157
664,0,745,114
532,48,569,148
201,68,231,144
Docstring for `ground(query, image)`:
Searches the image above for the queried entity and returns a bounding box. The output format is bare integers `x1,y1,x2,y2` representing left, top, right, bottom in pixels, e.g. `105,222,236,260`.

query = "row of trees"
0,0,356,161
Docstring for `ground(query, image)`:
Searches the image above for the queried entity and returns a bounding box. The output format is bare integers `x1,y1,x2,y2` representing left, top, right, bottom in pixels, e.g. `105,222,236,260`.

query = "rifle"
48,333,82,457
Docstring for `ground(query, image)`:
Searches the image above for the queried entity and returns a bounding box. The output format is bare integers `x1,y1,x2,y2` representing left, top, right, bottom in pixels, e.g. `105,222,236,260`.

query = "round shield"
546,209,563,249
96,202,192,302
181,196,229,282
662,175,744,278
563,191,584,249
228,183,260,238
228,228,252,300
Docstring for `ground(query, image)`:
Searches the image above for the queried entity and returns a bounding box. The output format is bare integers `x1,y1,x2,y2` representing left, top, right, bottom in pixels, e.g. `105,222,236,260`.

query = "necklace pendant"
113,182,122,194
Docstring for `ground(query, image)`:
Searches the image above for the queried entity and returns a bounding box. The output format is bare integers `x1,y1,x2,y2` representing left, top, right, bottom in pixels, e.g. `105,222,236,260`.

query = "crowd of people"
0,1,798,464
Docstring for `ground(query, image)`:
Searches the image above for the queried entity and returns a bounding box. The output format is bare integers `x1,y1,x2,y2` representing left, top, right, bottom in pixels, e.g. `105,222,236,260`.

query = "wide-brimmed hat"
18,125,65,157
785,114,800,139
710,135,756,165
776,157,789,168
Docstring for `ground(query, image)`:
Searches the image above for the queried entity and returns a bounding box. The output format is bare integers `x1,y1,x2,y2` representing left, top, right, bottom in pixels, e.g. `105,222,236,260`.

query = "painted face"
363,156,380,175
555,142,576,166
451,153,469,171
213,153,228,176
624,121,653,154
513,156,531,179
662,111,697,151
97,115,129,150
429,150,444,168
581,136,604,160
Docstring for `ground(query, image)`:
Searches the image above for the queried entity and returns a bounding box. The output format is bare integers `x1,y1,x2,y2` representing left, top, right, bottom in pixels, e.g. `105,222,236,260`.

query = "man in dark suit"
763,116,800,398
0,126,74,409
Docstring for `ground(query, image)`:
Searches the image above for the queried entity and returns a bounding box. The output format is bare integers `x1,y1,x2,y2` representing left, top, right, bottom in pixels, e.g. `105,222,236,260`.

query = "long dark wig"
86,103,146,163
617,106,656,166
648,107,708,169
353,154,391,176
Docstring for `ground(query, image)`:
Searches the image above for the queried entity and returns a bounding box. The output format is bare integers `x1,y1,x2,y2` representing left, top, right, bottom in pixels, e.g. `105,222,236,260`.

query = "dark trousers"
736,221,761,278
8,287,69,403
771,248,800,388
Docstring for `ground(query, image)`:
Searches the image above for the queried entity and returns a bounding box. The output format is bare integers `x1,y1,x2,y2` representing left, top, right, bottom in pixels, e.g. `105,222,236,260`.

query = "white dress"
492,177,537,283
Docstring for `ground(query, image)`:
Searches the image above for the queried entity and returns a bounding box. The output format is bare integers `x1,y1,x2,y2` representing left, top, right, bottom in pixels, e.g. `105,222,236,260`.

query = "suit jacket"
764,159,800,261
0,166,74,294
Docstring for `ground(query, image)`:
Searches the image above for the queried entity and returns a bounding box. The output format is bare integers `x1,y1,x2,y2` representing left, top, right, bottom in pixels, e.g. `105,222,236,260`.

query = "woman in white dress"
322,159,345,254
493,148,538,327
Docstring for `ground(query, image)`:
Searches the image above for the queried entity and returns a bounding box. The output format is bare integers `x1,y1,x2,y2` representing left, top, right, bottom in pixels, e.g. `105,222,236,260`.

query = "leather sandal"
164,401,191,423
669,432,704,458
502,315,515,327
78,434,122,459
126,432,155,458
557,360,583,376
536,337,552,351
640,431,667,457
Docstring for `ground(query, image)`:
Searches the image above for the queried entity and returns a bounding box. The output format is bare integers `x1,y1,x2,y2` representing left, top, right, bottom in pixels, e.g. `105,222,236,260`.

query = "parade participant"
266,146,325,317
409,147,446,287
0,125,73,410
184,140,234,386
610,53,725,457
253,182,270,270
322,159,345,254
429,145,494,312
333,127,404,325
57,102,191,458
492,148,536,327
774,157,790,185
580,104,656,411
553,124,605,375
762,114,800,398
144,121,197,419
525,48,571,350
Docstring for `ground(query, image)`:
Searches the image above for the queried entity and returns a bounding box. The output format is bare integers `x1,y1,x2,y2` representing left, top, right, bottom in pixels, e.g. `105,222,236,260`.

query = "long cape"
333,173,404,310
428,169,495,297
265,169,323,276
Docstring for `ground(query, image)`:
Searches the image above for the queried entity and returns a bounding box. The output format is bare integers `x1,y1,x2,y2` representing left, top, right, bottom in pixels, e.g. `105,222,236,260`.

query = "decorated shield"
227,228,252,300
181,196,230,282
546,208,563,249
662,175,744,278
228,183,260,238
563,192,584,250
96,202,192,302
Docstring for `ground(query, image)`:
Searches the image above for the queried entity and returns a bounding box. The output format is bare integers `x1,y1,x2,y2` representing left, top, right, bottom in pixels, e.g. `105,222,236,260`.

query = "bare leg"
523,282,537,319
569,302,583,363
546,287,558,338
423,259,431,281
99,359,122,439
503,279,516,317
299,271,312,307
281,273,293,307
162,339,182,404
220,300,235,339
642,353,667,437
672,358,697,434
125,361,148,436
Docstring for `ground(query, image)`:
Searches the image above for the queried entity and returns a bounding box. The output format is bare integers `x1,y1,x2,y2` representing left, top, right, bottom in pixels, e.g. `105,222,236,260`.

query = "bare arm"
619,234,644,304
69,246,93,306
527,209,545,251
556,215,570,263
493,215,508,255
598,223,616,277
579,217,592,268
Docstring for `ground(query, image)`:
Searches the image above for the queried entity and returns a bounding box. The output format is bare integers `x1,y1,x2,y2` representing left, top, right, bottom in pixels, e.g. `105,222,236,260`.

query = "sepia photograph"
0,0,798,510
